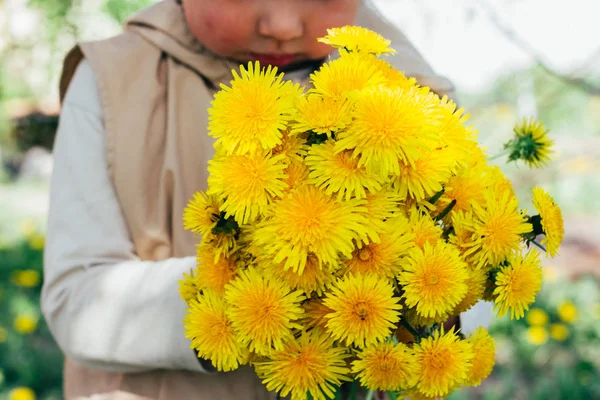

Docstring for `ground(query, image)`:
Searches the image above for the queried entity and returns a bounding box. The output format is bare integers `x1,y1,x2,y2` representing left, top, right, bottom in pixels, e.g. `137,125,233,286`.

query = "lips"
250,53,297,67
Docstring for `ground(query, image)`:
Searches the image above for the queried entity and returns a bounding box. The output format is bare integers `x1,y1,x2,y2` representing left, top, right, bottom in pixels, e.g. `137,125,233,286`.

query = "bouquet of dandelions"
179,26,564,400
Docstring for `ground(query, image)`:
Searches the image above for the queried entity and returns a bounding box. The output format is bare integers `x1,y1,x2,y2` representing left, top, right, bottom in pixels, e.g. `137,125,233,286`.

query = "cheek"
184,6,254,55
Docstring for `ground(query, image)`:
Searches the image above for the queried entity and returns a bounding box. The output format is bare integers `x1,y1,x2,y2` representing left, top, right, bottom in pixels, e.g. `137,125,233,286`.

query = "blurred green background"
0,0,598,399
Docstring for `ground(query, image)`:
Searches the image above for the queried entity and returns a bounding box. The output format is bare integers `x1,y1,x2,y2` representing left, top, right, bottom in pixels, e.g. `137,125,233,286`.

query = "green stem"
488,148,510,161
530,240,547,252
387,392,398,400
349,381,358,400
428,188,445,205
366,390,375,400
435,199,457,221
399,317,421,342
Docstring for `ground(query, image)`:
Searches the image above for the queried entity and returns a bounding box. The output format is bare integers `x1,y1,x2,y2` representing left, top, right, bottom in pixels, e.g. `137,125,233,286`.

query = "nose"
257,4,304,43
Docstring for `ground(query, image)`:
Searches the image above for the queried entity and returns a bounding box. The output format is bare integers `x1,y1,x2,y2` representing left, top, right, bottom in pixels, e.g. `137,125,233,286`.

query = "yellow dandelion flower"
13,315,37,335
265,252,338,296
464,327,495,387
452,266,487,315
361,189,403,231
292,95,352,135
487,165,516,198
272,130,307,163
254,329,351,400
403,306,451,329
323,273,401,348
493,250,543,320
344,216,414,279
318,26,396,55
184,290,248,372
550,323,569,341
28,233,45,250
393,148,454,202
10,270,40,288
335,86,436,178
526,326,548,345
369,58,418,90
414,329,474,398
448,210,477,258
310,52,385,100
209,61,301,155
302,299,334,330
526,308,549,326
196,242,239,293
252,185,375,273
398,241,469,319
505,117,553,167
183,191,221,235
352,341,419,391
437,165,487,217
435,96,478,162
306,141,383,200
225,267,305,355
207,152,288,224
532,187,564,257
8,387,36,400
179,269,199,304
557,301,578,323
407,208,443,250
282,160,310,192
467,191,532,268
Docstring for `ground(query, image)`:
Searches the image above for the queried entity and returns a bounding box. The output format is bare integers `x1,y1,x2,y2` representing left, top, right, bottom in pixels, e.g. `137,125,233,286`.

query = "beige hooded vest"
58,1,455,398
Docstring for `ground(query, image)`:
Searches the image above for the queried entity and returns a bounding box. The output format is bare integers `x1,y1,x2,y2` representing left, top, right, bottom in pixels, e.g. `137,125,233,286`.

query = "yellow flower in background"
318,25,396,55
361,190,402,231
207,152,288,224
178,269,198,305
182,191,221,236
184,290,248,372
10,270,40,288
344,216,414,279
532,187,564,257
8,387,36,400
20,219,37,237
28,233,45,250
467,191,532,268
196,243,239,294
335,86,436,178
550,323,569,341
13,315,37,335
526,308,549,326
393,148,454,202
407,208,443,250
310,51,385,100
302,299,334,331
324,273,401,348
464,327,495,387
526,326,548,345
265,253,338,296
252,185,375,273
209,61,300,155
398,240,469,319
452,266,487,315
557,301,578,323
306,141,383,200
292,95,352,135
414,329,474,398
0,326,8,343
493,251,543,320
254,329,351,400
352,341,419,391
225,268,305,355
505,117,553,167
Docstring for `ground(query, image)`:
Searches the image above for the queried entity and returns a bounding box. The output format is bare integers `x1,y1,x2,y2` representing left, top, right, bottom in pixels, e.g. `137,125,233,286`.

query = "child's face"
182,0,360,68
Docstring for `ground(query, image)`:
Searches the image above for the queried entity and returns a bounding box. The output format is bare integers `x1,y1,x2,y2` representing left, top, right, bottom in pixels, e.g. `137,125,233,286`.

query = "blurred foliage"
0,224,63,400
452,273,600,400
103,0,155,24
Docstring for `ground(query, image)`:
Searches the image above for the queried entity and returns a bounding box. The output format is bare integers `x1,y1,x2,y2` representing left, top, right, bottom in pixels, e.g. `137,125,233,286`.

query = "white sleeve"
41,60,204,374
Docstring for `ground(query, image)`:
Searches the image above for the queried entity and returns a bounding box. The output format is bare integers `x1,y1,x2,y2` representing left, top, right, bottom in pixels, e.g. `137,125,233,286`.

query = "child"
42,0,489,398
